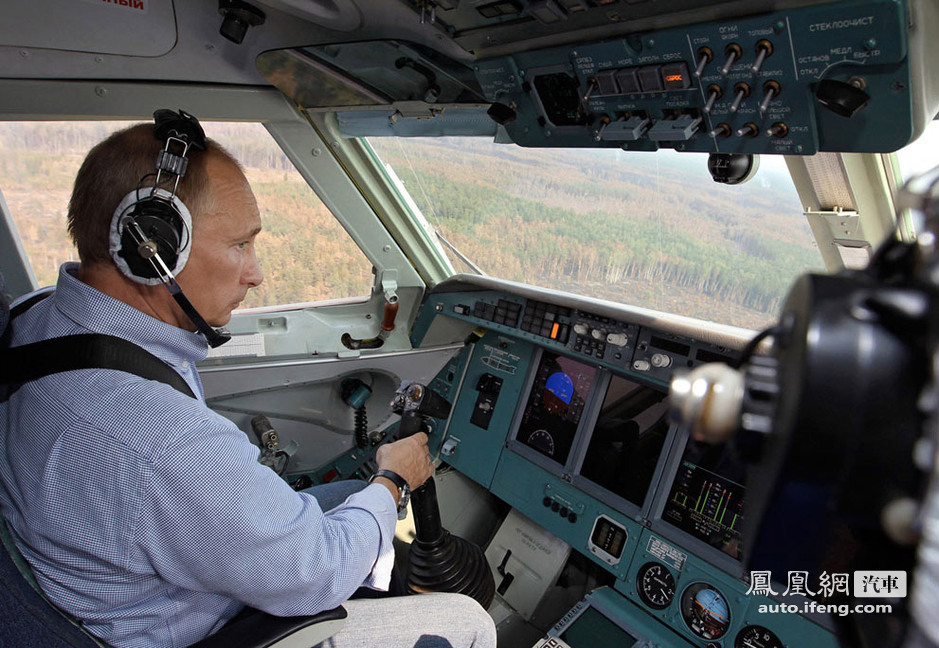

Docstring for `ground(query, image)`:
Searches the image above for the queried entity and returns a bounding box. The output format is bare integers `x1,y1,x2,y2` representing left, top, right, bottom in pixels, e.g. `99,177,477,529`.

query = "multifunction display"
662,441,746,560
580,375,670,508
517,351,597,465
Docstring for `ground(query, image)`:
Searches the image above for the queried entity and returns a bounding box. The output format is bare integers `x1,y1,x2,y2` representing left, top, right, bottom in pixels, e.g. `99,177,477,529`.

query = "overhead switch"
614,68,641,94
637,65,664,92
816,78,871,118
595,71,619,96
598,115,651,141
648,114,702,141
661,63,691,90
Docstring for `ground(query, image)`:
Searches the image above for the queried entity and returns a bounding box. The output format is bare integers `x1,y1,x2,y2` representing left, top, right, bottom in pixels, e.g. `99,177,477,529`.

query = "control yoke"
390,381,495,608
669,166,939,647
391,381,452,437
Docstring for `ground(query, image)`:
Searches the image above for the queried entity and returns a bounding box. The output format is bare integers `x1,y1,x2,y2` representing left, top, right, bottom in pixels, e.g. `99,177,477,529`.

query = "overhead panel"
474,0,914,154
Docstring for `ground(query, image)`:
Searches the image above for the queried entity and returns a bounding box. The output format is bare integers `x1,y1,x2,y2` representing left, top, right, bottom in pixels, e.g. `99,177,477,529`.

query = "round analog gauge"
526,429,555,455
636,562,676,610
680,582,730,640
735,625,784,648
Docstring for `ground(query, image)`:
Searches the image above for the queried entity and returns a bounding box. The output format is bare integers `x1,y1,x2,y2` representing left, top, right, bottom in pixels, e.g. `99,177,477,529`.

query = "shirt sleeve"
134,413,398,616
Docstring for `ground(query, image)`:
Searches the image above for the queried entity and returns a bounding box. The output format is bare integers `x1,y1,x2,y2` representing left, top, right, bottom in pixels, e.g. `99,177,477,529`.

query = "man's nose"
244,248,263,287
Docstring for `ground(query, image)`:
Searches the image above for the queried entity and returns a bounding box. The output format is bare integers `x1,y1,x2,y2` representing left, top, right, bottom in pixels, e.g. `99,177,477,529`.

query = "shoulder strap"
0,334,196,399
2,290,195,399
9,291,53,320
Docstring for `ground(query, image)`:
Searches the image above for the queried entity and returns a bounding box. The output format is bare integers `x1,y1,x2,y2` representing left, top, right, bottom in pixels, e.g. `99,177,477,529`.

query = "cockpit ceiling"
0,0,177,58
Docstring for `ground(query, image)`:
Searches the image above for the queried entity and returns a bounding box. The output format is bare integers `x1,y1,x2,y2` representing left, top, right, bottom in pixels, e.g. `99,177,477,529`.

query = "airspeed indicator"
636,562,676,610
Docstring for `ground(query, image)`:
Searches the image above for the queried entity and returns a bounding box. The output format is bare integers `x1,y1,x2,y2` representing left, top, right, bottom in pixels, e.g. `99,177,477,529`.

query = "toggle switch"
759,80,781,115
720,43,743,76
593,114,611,141
703,84,722,114
750,39,774,75
694,46,713,78
583,77,599,102
765,122,788,138
708,123,732,138
729,81,750,113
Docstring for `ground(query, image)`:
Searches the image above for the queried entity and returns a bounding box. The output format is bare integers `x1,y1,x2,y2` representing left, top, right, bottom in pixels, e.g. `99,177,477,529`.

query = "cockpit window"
896,119,939,181
367,137,821,330
0,121,372,308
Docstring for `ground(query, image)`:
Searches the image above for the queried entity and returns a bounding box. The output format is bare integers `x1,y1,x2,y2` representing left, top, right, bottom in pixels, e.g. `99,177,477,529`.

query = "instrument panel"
474,0,914,154
411,279,837,648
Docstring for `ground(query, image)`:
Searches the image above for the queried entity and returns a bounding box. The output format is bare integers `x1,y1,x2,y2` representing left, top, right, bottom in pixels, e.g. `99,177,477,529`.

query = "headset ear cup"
109,189,193,285
119,207,182,279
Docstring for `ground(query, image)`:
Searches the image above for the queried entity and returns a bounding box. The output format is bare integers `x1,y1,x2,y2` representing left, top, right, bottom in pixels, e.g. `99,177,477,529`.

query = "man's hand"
375,432,433,491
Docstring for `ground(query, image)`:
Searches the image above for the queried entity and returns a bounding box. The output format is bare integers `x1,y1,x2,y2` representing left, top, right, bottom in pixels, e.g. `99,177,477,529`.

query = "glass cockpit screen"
579,376,670,508
516,351,597,466
661,441,746,560
559,606,638,647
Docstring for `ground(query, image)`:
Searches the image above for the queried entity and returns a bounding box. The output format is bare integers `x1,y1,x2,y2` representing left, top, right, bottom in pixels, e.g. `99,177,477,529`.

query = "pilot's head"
67,122,263,329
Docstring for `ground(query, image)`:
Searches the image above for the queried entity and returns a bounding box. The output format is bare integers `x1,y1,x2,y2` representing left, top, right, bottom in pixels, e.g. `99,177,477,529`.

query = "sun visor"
257,40,486,110
336,105,497,138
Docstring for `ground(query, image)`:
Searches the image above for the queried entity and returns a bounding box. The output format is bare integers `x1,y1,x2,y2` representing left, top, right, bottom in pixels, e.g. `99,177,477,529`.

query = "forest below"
370,137,821,329
1,121,821,330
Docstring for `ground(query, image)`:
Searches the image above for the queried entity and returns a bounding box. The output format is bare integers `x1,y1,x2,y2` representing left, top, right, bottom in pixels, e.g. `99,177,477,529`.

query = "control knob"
607,332,628,347
651,353,672,368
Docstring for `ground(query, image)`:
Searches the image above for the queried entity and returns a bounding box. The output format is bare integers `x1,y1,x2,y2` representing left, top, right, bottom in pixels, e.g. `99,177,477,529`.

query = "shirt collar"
54,262,209,366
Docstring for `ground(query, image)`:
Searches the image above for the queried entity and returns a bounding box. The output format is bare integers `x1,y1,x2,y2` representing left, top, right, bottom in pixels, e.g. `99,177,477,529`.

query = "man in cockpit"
0,118,497,648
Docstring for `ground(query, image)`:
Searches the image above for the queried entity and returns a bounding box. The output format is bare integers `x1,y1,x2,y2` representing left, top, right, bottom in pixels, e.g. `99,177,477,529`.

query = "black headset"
108,109,231,348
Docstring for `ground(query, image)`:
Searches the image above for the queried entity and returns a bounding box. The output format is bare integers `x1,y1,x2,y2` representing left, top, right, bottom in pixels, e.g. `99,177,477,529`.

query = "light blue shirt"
0,263,398,648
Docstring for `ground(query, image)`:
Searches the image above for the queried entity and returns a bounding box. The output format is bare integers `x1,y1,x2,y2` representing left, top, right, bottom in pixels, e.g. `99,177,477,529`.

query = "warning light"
551,322,560,339
661,63,692,90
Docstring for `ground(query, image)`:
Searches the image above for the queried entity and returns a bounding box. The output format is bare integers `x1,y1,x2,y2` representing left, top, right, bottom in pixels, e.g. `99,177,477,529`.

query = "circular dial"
526,429,555,455
636,562,676,610
680,582,730,640
735,625,784,648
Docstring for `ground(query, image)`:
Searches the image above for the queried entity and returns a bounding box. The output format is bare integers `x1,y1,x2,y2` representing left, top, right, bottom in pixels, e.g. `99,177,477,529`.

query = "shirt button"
180,361,190,369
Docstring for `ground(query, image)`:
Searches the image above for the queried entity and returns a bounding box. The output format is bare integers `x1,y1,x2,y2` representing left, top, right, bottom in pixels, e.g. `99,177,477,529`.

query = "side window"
0,121,373,308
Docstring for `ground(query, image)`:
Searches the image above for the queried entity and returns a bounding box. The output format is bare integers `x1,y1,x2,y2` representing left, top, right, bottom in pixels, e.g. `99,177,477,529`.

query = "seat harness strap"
1,293,195,399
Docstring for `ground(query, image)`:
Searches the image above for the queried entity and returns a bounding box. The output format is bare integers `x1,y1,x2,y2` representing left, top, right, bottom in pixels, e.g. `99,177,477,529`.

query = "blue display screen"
517,351,597,466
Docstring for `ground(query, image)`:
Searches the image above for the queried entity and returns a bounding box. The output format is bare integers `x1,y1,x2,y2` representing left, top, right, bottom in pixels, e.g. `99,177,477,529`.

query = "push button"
637,65,663,92
614,68,640,94
661,62,691,90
